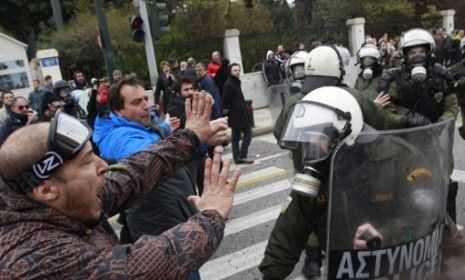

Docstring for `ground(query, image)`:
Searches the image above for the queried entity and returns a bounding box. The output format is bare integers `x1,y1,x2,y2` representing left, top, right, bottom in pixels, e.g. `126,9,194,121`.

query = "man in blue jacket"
195,63,222,120
93,75,226,280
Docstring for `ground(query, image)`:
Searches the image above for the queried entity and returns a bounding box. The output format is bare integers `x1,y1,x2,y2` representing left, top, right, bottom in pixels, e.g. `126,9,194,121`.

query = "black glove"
404,113,431,128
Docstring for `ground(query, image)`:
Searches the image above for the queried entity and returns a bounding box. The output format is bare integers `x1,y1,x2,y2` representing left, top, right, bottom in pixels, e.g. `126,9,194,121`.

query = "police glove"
404,113,431,128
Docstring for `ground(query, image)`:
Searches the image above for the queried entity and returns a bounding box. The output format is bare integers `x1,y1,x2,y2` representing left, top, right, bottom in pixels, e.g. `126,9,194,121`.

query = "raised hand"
187,153,241,219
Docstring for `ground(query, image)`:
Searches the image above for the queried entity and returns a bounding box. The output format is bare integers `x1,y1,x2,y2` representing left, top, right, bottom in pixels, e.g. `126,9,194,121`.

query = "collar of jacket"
229,75,241,85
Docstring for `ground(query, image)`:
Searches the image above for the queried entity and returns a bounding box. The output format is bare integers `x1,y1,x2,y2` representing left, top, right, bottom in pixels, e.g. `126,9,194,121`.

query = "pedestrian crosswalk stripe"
199,241,268,280
237,167,286,188
220,151,288,170
225,204,282,237
451,169,465,183
234,179,290,206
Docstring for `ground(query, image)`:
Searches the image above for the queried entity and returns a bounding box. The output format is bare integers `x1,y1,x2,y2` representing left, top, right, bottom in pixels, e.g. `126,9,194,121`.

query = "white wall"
0,35,33,98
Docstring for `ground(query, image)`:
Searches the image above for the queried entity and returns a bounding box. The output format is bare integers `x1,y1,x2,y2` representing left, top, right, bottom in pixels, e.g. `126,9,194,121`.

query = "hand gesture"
165,113,181,132
373,92,391,108
187,153,241,219
185,92,228,143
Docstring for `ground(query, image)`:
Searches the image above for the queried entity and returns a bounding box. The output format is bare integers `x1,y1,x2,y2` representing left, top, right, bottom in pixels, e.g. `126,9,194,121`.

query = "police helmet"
304,46,345,81
281,86,363,148
398,28,436,54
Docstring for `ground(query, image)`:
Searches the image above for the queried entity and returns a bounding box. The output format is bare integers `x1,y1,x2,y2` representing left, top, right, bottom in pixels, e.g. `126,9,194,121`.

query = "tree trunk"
294,0,313,30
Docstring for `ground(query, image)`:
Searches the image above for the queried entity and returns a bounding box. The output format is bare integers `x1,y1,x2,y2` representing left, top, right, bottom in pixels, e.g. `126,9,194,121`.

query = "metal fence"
240,25,348,72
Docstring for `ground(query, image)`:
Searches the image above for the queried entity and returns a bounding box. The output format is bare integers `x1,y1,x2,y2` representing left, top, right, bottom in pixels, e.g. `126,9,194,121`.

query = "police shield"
267,83,291,123
326,119,454,280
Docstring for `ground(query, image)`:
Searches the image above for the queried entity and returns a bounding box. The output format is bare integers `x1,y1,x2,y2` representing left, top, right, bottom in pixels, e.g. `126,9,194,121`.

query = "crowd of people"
0,25,464,279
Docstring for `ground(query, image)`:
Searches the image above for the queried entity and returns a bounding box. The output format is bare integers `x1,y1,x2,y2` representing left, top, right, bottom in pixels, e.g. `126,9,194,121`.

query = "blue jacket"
93,112,170,161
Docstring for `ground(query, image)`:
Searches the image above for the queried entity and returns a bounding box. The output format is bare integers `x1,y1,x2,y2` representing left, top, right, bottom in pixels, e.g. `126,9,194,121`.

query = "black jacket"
154,74,175,105
125,167,198,240
0,112,28,146
222,75,250,129
167,95,187,129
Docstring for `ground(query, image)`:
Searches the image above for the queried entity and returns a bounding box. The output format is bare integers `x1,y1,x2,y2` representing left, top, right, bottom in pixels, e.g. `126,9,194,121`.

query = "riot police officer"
284,50,307,94
354,43,383,92
261,46,429,280
378,28,459,222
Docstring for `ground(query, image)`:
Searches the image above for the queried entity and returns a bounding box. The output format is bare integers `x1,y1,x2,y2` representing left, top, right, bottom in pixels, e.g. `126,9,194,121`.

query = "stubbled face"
230,65,241,78
180,83,194,99
2,93,14,107
115,84,150,126
11,98,29,116
51,142,108,225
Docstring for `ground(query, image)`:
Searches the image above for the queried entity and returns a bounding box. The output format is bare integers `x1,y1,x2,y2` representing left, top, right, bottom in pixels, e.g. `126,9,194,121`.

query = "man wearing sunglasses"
0,96,36,146
0,92,240,279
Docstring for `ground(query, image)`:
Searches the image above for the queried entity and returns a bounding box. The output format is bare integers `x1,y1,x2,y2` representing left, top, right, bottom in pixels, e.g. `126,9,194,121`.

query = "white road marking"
225,204,283,237
199,241,268,280
234,179,290,206
236,166,286,188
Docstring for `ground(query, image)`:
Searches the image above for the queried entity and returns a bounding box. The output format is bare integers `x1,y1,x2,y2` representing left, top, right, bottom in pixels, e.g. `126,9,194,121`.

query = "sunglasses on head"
18,105,29,110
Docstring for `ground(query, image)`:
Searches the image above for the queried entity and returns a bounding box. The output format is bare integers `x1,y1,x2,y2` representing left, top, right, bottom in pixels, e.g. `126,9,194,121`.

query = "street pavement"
110,107,465,279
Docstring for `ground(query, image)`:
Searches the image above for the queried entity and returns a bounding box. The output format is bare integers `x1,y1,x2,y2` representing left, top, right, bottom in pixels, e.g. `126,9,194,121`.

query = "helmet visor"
292,65,306,80
280,101,346,155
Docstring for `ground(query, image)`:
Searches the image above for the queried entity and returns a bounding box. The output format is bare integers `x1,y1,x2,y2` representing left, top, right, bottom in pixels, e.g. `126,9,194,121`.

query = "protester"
28,79,44,112
0,91,240,279
36,91,64,122
0,97,35,146
222,63,254,164
0,91,14,124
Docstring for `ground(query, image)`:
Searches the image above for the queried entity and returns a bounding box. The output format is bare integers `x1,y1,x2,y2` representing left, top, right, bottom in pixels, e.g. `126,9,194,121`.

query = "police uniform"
261,86,411,279
354,73,382,93
378,63,459,221
378,64,459,123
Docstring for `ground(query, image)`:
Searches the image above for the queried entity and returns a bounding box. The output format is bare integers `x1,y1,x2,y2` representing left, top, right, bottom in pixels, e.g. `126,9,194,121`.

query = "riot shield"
267,83,291,123
326,119,454,280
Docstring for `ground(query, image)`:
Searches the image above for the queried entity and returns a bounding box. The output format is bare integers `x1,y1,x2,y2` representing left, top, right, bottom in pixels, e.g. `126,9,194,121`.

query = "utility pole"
50,0,64,29
94,0,117,83
138,0,159,88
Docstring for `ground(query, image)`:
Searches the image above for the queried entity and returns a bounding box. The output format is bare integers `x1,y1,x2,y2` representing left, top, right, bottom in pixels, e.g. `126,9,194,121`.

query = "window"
0,72,30,91
0,60,25,70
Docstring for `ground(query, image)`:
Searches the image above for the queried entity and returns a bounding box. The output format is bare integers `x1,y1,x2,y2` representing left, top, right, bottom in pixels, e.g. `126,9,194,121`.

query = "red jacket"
207,61,221,78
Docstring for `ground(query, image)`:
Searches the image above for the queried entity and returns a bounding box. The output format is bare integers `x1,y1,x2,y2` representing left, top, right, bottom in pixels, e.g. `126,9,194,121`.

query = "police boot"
302,247,322,279
459,126,465,140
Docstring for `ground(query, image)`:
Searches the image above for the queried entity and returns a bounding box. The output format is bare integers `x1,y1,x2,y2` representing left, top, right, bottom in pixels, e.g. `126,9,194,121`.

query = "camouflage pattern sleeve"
123,209,225,279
